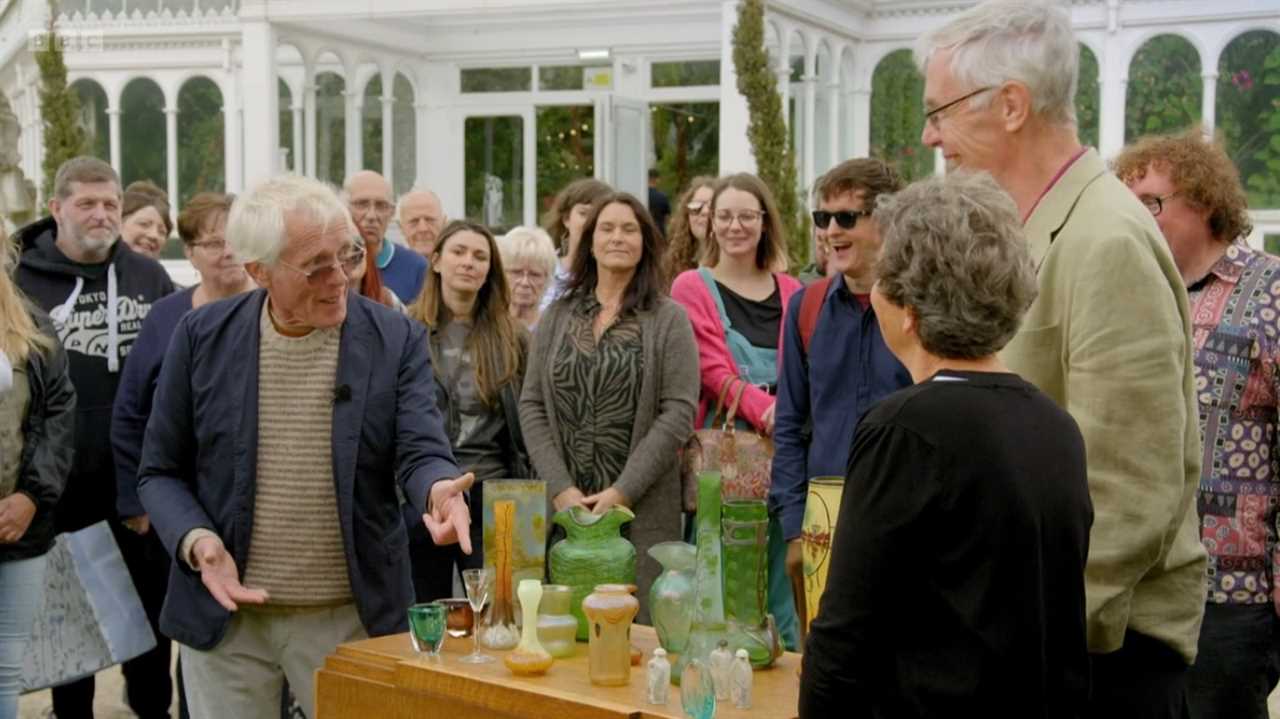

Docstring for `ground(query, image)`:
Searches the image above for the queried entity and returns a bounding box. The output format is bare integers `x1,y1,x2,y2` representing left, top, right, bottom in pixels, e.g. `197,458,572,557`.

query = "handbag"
21,521,157,691
680,377,775,512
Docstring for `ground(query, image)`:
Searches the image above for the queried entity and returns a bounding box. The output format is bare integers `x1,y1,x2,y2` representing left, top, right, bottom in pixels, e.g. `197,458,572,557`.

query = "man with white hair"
918,2,1205,715
137,174,474,719
398,187,447,260
346,170,428,303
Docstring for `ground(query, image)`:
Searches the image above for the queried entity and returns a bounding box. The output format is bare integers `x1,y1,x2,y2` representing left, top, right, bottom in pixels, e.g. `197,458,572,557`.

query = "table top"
321,624,801,719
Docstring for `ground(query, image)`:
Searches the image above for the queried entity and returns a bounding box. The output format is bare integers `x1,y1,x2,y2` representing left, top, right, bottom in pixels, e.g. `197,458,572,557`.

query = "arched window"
1216,30,1280,208
870,49,933,181
120,77,166,189
1077,44,1100,149
1125,35,1202,142
71,79,109,162
177,76,225,204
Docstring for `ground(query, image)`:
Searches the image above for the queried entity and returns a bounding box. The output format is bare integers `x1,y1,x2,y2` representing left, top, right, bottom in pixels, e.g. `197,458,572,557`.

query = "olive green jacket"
1002,149,1207,664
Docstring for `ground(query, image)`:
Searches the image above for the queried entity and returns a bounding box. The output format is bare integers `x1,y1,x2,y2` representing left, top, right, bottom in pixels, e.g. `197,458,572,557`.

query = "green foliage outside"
363,75,383,176
1217,31,1280,208
463,115,523,228
733,0,808,269
70,80,108,163
119,78,165,190
315,72,345,187
651,102,719,200
36,2,87,204
652,60,720,88
1125,35,1201,142
1077,45,1100,149
535,106,593,212
869,49,933,181
462,67,532,93
176,77,224,205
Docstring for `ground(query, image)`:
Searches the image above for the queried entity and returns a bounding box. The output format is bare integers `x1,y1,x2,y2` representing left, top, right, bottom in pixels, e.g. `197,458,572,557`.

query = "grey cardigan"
520,293,699,622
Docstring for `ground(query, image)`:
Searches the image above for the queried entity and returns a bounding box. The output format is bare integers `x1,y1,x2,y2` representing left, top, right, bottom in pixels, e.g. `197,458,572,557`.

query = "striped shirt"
241,302,351,605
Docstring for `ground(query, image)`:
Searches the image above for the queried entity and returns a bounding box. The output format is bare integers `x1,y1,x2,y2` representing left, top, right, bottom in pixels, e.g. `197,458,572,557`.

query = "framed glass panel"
465,115,524,229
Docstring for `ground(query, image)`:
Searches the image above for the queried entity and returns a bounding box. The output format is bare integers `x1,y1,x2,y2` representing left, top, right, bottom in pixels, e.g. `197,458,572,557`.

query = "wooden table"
315,625,801,719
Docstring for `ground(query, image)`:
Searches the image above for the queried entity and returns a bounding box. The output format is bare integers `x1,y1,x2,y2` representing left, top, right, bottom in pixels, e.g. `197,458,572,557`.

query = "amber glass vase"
582,583,640,686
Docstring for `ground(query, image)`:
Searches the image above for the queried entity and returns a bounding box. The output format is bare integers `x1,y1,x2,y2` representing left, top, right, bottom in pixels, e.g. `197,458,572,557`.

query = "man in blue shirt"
771,158,911,613
345,170,427,304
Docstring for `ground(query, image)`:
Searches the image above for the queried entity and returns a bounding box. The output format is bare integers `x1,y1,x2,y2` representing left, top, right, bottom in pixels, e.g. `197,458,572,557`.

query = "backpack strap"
799,277,832,356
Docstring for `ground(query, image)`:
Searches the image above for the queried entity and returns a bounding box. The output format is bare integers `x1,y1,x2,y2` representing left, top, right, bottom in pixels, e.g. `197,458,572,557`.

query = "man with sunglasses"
1114,129,1277,719
771,158,911,624
136,175,473,719
920,3,1205,716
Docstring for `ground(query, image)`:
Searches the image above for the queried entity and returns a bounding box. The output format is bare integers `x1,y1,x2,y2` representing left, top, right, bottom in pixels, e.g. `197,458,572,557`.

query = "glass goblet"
461,568,495,664
408,602,447,658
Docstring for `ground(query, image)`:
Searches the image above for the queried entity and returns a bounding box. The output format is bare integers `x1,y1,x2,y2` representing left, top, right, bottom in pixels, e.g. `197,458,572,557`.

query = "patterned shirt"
1191,241,1280,609
551,295,644,495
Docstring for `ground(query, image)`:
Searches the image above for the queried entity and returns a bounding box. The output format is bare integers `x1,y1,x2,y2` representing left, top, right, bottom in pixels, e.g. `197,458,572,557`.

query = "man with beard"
14,156,175,718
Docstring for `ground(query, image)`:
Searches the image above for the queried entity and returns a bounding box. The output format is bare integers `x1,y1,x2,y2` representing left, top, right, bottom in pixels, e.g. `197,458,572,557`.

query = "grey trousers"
180,603,366,719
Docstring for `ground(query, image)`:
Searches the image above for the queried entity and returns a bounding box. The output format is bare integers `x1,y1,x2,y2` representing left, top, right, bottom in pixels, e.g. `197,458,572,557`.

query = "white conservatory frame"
2,0,1280,239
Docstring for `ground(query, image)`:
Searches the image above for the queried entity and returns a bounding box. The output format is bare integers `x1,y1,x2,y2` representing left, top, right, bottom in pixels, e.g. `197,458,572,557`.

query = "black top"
14,217,175,531
648,187,671,235
716,279,781,349
799,370,1093,718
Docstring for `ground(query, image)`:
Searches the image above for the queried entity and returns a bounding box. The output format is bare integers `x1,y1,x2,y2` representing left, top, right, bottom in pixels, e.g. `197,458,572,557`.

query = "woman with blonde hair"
0,230,76,717
404,219,530,600
498,225,558,329
661,175,717,287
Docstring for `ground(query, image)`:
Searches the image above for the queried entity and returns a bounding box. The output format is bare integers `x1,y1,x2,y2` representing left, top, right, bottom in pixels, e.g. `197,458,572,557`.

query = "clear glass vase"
647,541,696,657
536,584,579,658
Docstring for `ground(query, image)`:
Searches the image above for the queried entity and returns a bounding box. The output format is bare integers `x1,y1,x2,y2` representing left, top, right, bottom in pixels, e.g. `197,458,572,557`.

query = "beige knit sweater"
241,303,351,605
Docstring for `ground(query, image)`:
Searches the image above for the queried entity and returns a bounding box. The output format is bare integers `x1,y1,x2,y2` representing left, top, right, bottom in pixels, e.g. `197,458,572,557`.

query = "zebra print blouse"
551,295,645,495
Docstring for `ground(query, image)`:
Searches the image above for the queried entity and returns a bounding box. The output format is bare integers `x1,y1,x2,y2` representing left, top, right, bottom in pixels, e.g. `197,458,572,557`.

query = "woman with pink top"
670,172,802,650
670,173,802,435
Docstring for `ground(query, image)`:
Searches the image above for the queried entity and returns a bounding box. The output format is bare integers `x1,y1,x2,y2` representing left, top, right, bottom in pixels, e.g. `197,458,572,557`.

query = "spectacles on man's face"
350,198,394,216
277,244,367,284
811,209,872,230
1139,192,1179,217
713,209,766,227
925,86,995,129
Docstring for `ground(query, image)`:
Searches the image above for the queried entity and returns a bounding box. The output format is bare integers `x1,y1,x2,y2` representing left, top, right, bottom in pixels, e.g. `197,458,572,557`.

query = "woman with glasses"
539,178,613,310
520,192,698,621
110,192,254,717
661,175,717,288
498,226,558,329
0,228,75,719
670,173,803,650
404,220,530,601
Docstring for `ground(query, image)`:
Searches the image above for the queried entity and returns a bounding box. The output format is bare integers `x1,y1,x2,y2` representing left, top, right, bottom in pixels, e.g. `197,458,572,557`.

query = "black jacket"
1,305,77,562
13,216,174,531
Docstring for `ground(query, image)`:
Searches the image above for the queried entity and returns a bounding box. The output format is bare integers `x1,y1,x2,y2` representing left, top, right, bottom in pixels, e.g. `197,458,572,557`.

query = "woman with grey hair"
498,226,557,328
799,173,1093,717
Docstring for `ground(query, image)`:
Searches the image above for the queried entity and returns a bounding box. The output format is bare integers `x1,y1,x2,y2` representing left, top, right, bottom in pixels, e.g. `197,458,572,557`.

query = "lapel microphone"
333,384,352,404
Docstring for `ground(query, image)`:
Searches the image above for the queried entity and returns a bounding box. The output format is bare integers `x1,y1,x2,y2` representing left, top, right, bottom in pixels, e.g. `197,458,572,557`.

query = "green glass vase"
548,505,636,641
648,541,696,657
675,470,729,684
722,499,780,668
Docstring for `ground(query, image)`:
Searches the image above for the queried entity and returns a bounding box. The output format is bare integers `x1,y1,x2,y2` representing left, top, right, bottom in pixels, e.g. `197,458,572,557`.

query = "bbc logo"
28,30,104,53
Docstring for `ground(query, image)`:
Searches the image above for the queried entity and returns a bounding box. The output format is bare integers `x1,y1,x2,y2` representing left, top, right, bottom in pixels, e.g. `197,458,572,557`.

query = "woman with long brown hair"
0,229,75,717
539,177,612,309
404,219,530,600
661,175,716,287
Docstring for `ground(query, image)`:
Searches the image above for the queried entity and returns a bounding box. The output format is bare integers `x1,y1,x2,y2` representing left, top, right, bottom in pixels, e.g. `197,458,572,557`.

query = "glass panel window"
465,116,524,229
651,60,720,88
539,66,585,92
461,67,533,93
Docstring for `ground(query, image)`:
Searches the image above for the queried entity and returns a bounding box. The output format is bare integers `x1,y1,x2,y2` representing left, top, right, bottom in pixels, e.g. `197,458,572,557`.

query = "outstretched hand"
424,472,476,555
192,535,269,611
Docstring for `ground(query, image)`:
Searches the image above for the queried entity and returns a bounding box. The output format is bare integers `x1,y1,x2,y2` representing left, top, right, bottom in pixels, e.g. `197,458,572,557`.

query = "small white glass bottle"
731,648,753,709
709,639,733,701
646,647,671,705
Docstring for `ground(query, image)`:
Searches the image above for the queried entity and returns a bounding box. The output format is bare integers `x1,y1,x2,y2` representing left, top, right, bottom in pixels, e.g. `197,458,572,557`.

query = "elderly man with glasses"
346,170,428,304
918,2,1206,716
136,174,473,719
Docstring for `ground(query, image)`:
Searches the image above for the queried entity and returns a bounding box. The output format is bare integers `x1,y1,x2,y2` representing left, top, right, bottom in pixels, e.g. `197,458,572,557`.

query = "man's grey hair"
873,172,1038,360
916,0,1079,127
227,174,356,265
396,186,445,225
53,156,121,200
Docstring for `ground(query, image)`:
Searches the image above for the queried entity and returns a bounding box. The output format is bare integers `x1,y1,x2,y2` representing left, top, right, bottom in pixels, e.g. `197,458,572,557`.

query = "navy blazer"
138,289,460,650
